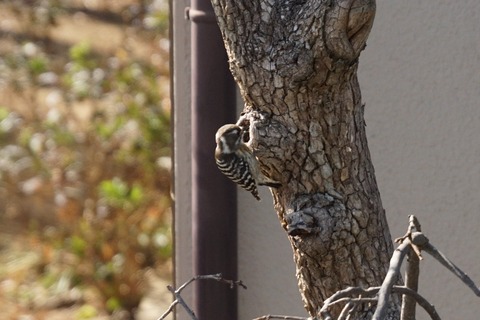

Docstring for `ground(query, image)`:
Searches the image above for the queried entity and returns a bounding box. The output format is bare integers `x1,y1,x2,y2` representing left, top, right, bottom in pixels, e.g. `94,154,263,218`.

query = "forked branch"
319,285,440,320
156,273,247,320
158,217,479,320
319,215,479,320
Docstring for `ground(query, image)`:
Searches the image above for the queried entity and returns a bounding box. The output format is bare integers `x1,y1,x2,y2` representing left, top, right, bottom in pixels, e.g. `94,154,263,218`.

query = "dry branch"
319,215,478,320
422,242,480,297
159,218,478,320
319,285,440,320
401,244,420,320
396,215,422,320
252,315,311,320
156,273,246,320
395,215,480,297
371,241,409,320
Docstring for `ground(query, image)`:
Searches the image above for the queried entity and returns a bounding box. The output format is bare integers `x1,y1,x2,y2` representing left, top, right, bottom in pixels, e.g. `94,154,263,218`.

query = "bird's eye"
241,130,249,143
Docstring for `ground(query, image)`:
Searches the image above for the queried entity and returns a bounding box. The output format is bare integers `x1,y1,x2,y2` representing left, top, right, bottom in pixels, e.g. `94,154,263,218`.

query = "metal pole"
189,0,238,318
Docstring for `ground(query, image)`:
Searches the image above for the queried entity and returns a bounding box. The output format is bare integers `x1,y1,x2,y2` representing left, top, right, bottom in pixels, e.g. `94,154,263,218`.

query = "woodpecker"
215,124,281,200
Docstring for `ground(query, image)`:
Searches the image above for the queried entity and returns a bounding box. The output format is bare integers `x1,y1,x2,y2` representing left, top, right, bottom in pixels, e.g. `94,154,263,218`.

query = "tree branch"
371,241,409,320
319,286,378,319
395,215,480,297
157,284,196,320
394,215,480,317
399,215,422,320
159,217,478,320
422,242,480,297
252,315,311,320
392,286,441,320
400,244,420,320
319,285,440,320
156,273,247,320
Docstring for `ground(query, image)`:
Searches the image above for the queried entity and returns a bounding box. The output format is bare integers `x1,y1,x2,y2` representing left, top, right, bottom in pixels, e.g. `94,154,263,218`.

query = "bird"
215,124,281,200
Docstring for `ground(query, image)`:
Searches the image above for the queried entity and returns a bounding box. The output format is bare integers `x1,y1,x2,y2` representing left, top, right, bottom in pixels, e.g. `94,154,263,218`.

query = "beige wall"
237,188,306,319
172,1,192,319
174,1,480,319
359,2,480,319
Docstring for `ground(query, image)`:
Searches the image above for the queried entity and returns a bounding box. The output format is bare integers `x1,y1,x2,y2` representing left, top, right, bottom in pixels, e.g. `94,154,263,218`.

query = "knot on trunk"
325,0,376,62
285,193,345,240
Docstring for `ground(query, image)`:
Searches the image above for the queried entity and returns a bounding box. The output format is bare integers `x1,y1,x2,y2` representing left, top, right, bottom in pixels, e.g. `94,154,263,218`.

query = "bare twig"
401,246,420,320
422,242,480,297
160,217,478,320
395,215,423,260
397,215,480,297
320,215,477,319
157,273,247,320
252,315,311,320
319,286,379,320
337,301,355,320
157,284,197,320
394,215,417,243
393,286,441,320
325,296,378,308
371,241,409,320
319,285,440,320
399,215,422,320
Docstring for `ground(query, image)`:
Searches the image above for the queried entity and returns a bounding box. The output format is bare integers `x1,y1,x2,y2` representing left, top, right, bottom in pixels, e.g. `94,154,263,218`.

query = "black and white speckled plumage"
215,124,281,200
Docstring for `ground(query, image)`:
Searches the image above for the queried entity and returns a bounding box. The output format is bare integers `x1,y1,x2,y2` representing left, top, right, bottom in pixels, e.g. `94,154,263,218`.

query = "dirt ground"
0,225,173,320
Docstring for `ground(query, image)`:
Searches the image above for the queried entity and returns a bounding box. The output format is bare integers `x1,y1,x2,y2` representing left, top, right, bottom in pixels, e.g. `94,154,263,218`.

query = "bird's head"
215,124,243,154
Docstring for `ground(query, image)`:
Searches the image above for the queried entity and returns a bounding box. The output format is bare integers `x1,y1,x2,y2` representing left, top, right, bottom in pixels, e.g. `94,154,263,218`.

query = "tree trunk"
211,0,399,318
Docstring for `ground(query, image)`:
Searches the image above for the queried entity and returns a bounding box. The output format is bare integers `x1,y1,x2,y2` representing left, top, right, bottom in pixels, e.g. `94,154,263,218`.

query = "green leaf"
106,297,122,312
75,304,99,319
68,235,87,257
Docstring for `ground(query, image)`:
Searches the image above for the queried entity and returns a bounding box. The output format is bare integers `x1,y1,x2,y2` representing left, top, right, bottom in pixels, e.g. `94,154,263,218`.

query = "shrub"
0,0,171,316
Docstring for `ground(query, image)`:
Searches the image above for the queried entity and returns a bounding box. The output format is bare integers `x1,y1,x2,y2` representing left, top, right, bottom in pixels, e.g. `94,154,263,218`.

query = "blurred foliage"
0,0,171,317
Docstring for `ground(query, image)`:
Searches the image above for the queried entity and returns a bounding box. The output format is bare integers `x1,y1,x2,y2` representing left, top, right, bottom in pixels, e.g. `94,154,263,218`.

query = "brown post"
189,0,238,318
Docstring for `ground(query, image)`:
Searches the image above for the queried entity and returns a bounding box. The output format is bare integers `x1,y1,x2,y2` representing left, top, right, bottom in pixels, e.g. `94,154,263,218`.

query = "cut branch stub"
325,0,376,61
284,193,338,236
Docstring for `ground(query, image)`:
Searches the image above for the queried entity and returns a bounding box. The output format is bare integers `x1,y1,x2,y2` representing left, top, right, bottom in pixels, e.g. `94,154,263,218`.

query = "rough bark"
210,0,399,318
